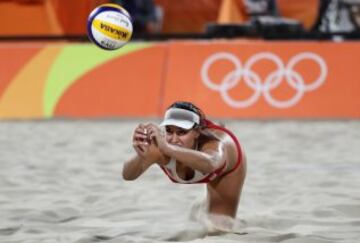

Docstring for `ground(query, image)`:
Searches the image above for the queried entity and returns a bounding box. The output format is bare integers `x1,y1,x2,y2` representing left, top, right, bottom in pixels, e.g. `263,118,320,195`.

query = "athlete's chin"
170,143,184,148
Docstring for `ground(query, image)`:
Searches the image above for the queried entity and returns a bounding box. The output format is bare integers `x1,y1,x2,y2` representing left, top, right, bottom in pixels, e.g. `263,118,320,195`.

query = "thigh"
207,155,247,217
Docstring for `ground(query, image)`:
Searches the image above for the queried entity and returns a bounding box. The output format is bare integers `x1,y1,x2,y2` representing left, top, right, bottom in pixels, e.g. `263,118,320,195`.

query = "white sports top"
159,119,242,184
160,157,227,184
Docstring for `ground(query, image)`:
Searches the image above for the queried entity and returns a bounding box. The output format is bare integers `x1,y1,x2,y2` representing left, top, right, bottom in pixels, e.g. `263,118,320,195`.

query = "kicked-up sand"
0,119,359,243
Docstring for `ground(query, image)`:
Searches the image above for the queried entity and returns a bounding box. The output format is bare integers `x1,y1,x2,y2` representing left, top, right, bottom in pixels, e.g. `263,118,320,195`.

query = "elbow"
122,174,136,181
203,155,222,174
203,166,215,174
122,171,136,181
202,159,218,174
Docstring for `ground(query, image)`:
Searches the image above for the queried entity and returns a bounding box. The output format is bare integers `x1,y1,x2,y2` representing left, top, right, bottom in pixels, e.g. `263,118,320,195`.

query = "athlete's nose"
168,132,180,145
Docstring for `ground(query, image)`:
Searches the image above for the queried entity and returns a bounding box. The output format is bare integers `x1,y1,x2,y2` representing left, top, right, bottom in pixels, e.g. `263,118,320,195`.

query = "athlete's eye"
176,129,189,136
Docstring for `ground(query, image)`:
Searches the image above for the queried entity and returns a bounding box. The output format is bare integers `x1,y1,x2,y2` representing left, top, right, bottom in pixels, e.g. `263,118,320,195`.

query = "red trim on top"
160,159,227,184
204,119,243,175
159,166,178,183
196,159,227,183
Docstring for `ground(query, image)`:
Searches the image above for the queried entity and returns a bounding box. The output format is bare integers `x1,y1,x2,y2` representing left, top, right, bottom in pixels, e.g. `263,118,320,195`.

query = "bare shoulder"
205,127,239,167
204,127,233,146
198,138,221,153
198,129,222,150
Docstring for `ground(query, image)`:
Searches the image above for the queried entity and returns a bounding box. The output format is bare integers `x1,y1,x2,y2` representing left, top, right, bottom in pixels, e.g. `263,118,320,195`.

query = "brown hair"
168,101,206,128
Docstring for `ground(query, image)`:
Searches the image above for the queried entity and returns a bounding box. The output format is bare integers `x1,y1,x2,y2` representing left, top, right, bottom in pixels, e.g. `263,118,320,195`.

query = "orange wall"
162,41,360,118
0,0,59,35
0,0,107,36
0,40,359,119
51,0,108,35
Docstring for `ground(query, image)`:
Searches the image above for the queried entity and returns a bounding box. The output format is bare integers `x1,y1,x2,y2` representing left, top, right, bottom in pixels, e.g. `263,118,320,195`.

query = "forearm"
161,144,219,173
122,156,153,180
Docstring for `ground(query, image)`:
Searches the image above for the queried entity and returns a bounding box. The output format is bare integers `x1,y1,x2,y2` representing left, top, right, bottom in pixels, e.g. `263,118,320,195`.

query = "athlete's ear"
193,128,200,139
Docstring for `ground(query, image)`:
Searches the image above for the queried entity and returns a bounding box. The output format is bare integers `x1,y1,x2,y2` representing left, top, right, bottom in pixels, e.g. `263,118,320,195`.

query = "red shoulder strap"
203,119,242,175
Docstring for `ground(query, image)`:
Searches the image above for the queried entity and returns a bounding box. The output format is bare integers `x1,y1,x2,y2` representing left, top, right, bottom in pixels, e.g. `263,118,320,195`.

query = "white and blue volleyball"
87,4,133,50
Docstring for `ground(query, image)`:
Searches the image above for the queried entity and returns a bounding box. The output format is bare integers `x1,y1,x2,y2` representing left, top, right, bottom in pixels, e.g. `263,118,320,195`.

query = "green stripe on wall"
44,42,152,117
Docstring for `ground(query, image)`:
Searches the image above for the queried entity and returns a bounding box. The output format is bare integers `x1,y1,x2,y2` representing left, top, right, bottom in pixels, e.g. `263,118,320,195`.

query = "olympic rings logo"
200,52,327,108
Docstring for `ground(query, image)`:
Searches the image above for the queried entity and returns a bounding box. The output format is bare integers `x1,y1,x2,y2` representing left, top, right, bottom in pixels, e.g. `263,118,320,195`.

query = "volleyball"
87,3,133,50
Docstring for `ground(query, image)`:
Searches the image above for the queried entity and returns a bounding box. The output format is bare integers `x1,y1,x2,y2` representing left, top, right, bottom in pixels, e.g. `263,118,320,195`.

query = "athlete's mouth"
170,143,183,147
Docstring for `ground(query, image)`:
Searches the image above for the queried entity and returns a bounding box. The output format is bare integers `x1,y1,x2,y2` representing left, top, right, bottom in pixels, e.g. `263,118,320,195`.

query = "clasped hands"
132,123,167,163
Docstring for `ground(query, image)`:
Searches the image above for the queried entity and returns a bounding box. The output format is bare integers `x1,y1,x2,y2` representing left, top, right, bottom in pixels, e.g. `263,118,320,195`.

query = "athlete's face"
165,125,199,149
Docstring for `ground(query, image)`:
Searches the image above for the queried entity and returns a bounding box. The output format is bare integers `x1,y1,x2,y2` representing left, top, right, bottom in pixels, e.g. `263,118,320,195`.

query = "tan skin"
122,123,247,218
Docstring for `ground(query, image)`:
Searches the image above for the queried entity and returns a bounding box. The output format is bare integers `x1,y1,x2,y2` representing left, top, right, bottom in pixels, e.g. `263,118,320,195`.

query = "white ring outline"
200,52,327,109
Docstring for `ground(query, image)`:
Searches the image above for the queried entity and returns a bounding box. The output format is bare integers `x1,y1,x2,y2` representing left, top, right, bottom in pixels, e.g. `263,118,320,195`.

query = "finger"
145,123,157,130
134,124,148,134
147,126,157,134
133,144,144,153
134,138,150,147
135,127,147,135
133,141,148,153
148,129,159,138
133,129,149,142
148,132,155,139
135,134,151,145
134,133,148,140
134,124,143,132
133,134,145,143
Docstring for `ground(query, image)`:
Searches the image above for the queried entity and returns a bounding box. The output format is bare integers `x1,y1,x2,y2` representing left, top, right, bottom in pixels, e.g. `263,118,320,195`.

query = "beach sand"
0,119,359,243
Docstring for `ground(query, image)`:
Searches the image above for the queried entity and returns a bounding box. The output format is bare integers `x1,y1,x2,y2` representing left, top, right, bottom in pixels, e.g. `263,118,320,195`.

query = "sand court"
0,120,359,243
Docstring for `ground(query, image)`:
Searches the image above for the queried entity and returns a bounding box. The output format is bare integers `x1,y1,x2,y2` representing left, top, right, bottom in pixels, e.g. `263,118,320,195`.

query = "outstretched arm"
147,124,225,174
122,154,154,180
163,141,224,174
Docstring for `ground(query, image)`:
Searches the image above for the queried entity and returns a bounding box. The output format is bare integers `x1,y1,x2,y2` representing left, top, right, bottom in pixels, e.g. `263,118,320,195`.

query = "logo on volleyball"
200,52,327,108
